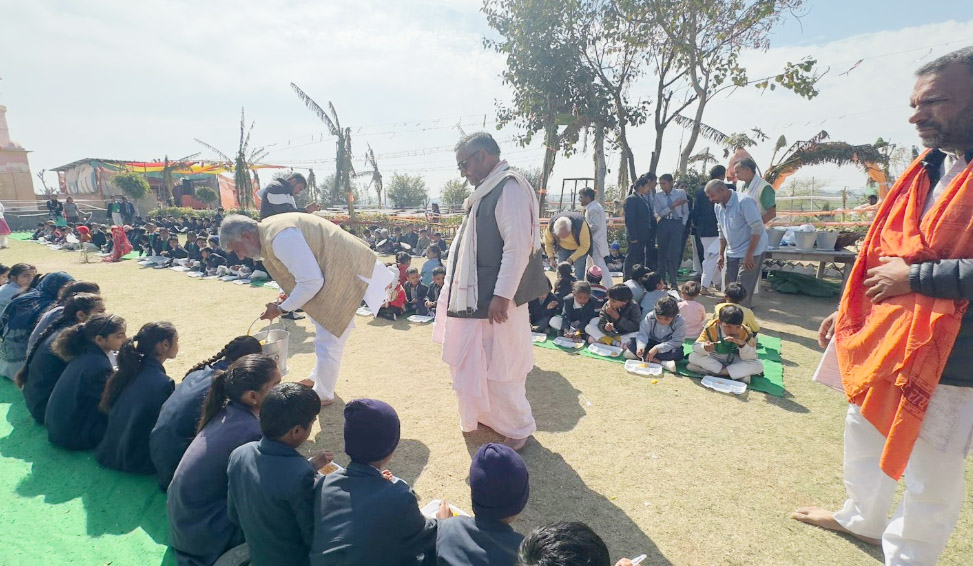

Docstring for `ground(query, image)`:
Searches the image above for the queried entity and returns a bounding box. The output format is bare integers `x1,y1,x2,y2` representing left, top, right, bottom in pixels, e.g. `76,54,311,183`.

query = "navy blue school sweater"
45,344,114,450
436,516,524,566
310,462,438,565
227,438,320,566
95,357,175,474
167,401,261,566
149,363,225,491
22,328,68,424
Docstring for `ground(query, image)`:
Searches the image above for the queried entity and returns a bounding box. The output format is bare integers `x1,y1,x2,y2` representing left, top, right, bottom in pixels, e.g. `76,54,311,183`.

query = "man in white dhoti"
433,132,548,450
579,187,613,286
220,213,393,404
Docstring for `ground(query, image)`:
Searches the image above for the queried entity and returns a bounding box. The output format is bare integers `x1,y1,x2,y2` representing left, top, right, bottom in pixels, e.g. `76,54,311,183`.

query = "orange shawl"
836,150,973,479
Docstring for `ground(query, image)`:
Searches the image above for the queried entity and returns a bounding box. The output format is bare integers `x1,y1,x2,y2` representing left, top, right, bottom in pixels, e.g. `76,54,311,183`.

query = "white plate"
553,336,585,349
233,279,253,285
531,332,548,343
407,314,434,323
587,343,623,357
701,375,748,395
355,307,373,316
624,359,662,376
610,271,624,278
420,499,471,519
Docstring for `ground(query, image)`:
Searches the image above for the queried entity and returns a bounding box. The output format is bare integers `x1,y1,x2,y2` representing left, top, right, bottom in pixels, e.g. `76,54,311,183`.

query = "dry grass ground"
3,239,971,565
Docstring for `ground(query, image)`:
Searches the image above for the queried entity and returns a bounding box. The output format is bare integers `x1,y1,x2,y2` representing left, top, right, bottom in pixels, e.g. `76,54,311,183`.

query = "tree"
484,0,603,209
386,173,429,208
441,179,471,208
628,0,821,175
195,186,218,206
113,172,149,200
195,108,267,209
290,84,357,219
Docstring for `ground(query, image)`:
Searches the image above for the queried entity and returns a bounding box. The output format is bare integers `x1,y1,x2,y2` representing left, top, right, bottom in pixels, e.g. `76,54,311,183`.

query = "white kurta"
433,178,537,439
584,200,613,285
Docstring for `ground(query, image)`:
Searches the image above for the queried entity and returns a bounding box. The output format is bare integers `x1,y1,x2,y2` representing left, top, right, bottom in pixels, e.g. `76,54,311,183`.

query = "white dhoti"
433,301,536,440
700,236,722,289
833,385,973,566
305,259,393,401
112,212,123,226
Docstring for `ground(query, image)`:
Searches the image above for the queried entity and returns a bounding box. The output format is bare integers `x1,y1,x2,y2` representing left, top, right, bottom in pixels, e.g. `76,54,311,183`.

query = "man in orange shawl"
793,48,973,566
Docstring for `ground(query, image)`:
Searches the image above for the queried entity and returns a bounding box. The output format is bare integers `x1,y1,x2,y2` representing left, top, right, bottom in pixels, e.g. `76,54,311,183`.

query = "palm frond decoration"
765,140,886,185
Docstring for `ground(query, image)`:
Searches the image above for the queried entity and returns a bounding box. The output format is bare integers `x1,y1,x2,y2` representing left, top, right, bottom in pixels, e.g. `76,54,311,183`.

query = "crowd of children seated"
528,262,764,383
0,264,646,566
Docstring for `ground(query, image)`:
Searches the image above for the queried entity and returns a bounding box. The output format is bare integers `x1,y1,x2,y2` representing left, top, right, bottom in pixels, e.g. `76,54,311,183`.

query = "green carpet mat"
10,232,34,241
534,335,786,397
0,379,173,565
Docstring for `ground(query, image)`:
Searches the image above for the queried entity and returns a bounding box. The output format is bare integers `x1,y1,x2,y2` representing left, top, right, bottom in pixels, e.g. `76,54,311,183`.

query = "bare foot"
791,506,881,546
320,398,334,407
502,436,529,451
298,378,314,388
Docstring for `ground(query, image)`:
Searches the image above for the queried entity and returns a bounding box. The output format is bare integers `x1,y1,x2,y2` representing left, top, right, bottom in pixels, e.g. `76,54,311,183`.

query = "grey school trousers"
656,218,684,289
724,253,764,308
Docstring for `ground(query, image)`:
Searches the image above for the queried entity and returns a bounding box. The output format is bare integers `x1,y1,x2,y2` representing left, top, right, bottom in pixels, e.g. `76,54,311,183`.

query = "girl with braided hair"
95,322,178,474
18,293,105,423
150,335,262,490
45,313,127,450
167,354,280,566
27,280,101,354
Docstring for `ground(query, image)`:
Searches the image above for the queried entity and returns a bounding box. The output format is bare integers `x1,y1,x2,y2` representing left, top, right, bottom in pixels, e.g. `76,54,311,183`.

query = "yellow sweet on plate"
319,462,340,474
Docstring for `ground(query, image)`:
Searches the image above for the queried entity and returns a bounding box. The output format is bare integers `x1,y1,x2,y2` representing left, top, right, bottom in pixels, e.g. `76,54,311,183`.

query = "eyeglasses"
456,150,481,172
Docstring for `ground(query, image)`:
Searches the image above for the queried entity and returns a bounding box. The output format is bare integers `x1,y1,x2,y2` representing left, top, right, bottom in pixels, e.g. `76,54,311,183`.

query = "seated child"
586,284,641,345
378,273,406,321
228,383,333,566
606,242,625,273
622,264,649,305
712,282,760,334
552,261,576,302
0,263,37,313
626,296,686,370
95,322,178,474
167,354,281,566
424,266,446,318
551,281,600,339
150,336,263,491
19,293,105,424
638,271,668,313
420,246,443,287
528,279,559,334
688,304,763,383
201,246,228,274
90,224,108,249
586,265,608,302
310,399,447,564
362,227,375,249
436,443,528,566
45,314,128,450
161,236,189,260
429,232,448,257
402,267,428,316
396,251,411,285
389,226,405,252
415,229,430,256
678,281,706,339
518,521,640,566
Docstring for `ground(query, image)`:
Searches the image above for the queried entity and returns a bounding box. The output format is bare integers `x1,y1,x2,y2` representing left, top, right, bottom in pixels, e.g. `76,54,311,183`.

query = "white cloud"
1,3,971,201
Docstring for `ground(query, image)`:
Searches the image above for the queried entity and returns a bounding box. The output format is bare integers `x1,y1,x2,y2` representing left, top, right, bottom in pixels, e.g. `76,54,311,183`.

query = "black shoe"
282,311,305,320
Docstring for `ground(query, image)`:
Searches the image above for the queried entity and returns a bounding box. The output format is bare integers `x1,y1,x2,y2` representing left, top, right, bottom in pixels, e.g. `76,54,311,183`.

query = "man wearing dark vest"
432,132,548,451
543,210,591,281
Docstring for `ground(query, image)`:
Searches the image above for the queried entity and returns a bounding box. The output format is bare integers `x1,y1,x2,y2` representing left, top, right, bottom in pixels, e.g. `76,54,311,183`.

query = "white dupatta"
446,161,541,315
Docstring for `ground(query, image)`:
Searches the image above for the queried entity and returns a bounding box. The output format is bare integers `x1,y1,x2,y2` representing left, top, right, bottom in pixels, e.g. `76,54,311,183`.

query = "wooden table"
763,247,859,287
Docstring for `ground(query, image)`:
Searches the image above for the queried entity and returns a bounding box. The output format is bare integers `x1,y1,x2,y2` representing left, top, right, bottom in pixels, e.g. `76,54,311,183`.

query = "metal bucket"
767,227,785,249
794,231,817,251
815,230,838,251
250,321,290,376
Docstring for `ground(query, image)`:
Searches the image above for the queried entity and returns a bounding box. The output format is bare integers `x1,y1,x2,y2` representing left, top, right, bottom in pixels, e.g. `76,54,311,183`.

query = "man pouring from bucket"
219,213,394,404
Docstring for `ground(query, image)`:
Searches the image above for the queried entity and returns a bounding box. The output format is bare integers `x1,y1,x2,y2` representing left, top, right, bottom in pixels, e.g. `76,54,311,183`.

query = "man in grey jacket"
793,47,973,566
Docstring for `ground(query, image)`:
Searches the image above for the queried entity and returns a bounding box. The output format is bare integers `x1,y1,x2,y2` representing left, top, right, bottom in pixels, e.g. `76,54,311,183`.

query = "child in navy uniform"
310,399,450,565
402,267,429,315
551,282,600,339
19,293,105,424
424,266,446,318
150,336,262,491
436,443,529,566
586,284,641,345
95,322,178,474
167,355,281,566
45,314,128,450
637,271,668,313
228,383,334,566
552,261,576,302
528,280,559,334
627,295,686,372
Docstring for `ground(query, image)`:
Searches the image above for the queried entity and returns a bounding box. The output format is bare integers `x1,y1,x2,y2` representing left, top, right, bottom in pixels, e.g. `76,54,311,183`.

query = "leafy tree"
195,108,267,209
386,173,429,208
441,179,471,208
113,172,149,200
195,186,218,206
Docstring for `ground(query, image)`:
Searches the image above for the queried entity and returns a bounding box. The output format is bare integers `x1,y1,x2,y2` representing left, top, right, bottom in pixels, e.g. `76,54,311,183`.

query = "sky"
1,0,972,202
